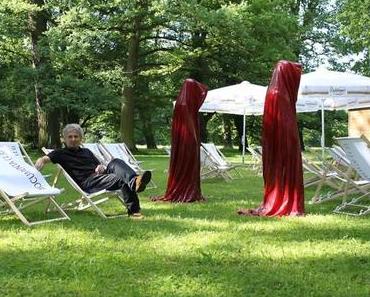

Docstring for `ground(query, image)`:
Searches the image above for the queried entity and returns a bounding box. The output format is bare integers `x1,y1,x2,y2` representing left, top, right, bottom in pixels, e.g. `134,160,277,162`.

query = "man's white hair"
62,123,84,138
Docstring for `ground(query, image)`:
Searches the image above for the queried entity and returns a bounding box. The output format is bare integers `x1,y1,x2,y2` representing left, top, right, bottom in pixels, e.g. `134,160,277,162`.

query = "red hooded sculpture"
238,60,304,216
154,78,208,202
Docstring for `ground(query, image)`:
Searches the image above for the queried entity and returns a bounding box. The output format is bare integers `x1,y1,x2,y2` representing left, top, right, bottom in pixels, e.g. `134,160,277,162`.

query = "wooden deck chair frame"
0,189,70,227
99,143,157,189
302,156,353,204
332,137,370,216
42,148,126,219
0,144,70,226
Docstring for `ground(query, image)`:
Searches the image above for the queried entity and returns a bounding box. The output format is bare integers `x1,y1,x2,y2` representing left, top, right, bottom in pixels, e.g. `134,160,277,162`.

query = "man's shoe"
128,212,144,220
135,171,152,193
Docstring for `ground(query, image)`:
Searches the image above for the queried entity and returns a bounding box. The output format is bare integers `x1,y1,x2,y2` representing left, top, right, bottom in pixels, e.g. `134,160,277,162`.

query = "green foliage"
0,0,356,147
337,0,370,75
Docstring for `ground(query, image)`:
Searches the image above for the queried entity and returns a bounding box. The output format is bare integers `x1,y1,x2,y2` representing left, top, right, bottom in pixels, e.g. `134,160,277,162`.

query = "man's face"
64,130,82,149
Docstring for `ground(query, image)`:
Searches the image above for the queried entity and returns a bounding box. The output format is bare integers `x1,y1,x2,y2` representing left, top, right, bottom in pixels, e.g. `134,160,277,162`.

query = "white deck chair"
302,154,354,204
201,143,242,180
333,136,370,216
0,146,70,226
0,141,34,164
246,146,263,175
164,146,220,180
82,143,109,165
100,143,157,189
200,144,232,181
42,148,126,219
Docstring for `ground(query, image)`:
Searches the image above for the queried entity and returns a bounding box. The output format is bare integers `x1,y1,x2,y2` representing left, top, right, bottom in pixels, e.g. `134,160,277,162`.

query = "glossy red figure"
155,79,208,202
239,60,304,216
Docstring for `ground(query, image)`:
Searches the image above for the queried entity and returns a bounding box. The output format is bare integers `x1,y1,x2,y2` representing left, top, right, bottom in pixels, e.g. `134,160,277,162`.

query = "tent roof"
199,69,370,115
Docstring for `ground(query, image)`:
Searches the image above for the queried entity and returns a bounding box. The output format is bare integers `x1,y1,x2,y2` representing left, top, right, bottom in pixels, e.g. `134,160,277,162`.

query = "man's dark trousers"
82,158,140,214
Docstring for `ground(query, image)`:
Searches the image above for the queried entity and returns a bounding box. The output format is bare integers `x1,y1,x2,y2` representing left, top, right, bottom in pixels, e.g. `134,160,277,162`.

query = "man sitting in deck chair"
35,124,151,219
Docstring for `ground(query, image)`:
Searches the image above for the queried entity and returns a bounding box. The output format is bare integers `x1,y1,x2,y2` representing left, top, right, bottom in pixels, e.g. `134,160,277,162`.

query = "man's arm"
35,155,51,171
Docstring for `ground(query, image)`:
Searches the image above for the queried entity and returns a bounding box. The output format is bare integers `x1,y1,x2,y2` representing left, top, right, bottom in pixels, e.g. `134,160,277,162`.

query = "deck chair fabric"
82,143,108,165
333,137,370,216
200,143,242,181
200,146,224,180
0,141,33,164
246,146,263,175
100,143,138,171
0,146,69,226
305,149,368,205
302,155,354,204
100,143,157,188
42,148,126,219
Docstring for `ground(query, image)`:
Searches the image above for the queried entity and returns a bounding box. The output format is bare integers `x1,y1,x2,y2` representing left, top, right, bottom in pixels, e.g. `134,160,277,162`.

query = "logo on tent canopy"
329,87,347,96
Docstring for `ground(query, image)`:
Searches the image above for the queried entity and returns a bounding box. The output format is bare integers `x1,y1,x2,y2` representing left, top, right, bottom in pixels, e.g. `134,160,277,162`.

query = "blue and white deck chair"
0,144,69,226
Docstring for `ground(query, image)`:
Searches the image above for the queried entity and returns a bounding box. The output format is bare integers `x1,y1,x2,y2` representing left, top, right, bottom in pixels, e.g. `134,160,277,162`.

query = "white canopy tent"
199,70,370,161
298,69,370,150
199,81,319,162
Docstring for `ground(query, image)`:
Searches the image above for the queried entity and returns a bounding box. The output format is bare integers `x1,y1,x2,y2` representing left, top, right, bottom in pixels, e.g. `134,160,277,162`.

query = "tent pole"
242,108,246,164
321,98,325,160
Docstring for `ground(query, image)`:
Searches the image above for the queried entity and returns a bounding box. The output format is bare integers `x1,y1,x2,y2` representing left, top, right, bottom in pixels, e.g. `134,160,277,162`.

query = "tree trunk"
120,17,141,151
63,108,80,126
199,113,214,143
223,114,233,148
34,84,48,147
0,114,15,141
139,109,157,149
29,0,49,148
48,109,61,148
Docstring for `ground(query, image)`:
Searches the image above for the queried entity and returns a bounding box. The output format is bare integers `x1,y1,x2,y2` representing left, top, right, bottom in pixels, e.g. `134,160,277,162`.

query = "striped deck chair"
42,148,126,219
0,144,69,226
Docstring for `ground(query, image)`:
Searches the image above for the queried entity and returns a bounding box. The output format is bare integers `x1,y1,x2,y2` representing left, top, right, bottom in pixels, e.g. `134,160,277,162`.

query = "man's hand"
95,164,106,174
34,156,50,171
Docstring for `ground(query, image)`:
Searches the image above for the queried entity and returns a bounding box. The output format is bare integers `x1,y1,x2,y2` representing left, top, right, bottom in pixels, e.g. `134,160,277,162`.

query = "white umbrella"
199,81,325,162
298,68,370,151
200,81,267,162
200,81,267,115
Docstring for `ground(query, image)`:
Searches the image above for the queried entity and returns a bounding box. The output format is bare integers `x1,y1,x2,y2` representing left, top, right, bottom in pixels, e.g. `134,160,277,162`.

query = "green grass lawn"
1,151,370,297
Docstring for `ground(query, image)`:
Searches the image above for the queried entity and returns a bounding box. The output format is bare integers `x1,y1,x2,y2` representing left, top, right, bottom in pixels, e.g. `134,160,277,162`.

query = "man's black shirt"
48,147,100,187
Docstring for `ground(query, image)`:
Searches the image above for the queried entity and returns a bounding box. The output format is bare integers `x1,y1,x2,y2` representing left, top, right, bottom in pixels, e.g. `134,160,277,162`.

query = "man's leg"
106,158,151,193
106,159,137,190
82,173,141,215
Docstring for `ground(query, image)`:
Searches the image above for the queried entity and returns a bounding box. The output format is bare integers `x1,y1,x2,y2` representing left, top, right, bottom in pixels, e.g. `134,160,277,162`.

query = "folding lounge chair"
199,144,232,181
302,154,354,203
201,143,243,180
100,143,157,189
200,146,223,180
0,145,70,226
333,136,370,216
306,146,368,205
0,141,34,164
42,148,126,219
82,143,109,165
246,146,263,175
164,146,224,180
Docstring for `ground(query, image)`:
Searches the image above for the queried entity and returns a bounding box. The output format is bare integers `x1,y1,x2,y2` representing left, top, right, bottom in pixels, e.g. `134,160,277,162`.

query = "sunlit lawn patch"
1,152,370,297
